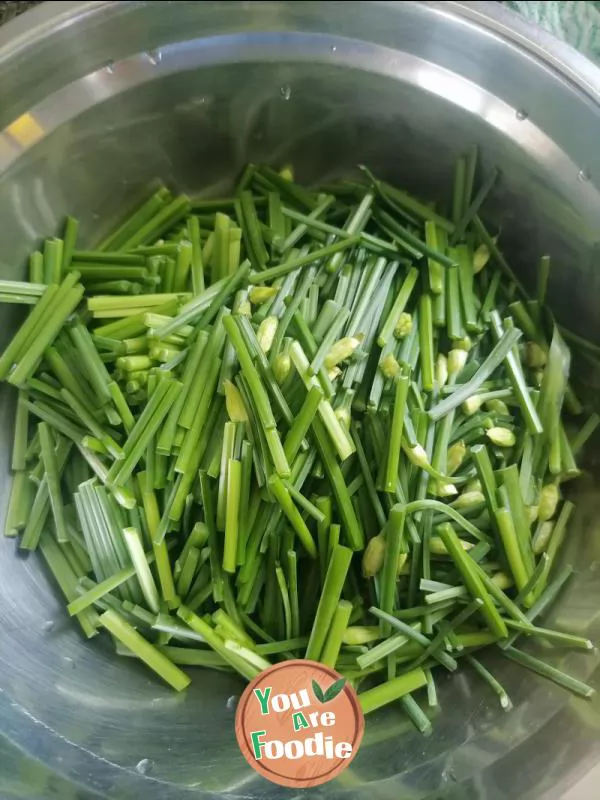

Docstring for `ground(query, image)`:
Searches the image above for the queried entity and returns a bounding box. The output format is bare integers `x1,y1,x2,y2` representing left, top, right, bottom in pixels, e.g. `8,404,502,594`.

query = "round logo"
235,659,364,788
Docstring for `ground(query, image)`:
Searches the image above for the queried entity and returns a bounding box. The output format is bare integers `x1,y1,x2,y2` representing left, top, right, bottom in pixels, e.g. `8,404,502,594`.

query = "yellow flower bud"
273,352,291,384
324,336,362,369
436,353,448,388
486,427,516,447
473,242,492,273
538,483,559,522
454,336,472,352
463,395,483,415
257,316,278,353
362,533,386,577
452,490,486,510
524,341,547,369
380,353,401,379
486,399,510,415
249,286,278,304
491,572,512,590
431,482,459,498
429,537,473,555
405,443,429,469
394,312,413,339
447,440,466,475
396,553,409,576
279,164,294,182
525,505,539,525
224,380,248,423
237,299,252,317
448,348,468,377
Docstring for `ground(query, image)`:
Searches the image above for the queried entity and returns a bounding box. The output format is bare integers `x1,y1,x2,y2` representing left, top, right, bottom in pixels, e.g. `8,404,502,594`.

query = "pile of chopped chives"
2,157,598,726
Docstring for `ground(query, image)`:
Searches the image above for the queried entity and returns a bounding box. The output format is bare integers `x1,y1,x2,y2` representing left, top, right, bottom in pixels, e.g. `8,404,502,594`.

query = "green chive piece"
100,609,191,691
306,545,353,661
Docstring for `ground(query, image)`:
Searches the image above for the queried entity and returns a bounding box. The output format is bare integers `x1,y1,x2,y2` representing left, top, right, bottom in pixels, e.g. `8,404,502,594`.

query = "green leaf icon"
323,677,346,702
312,679,326,703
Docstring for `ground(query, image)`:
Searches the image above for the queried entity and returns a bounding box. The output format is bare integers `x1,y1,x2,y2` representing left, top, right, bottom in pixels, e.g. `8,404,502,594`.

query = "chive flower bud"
273,352,291,384
394,312,413,339
452,490,485,510
539,483,559,521
257,316,278,353
524,341,547,369
249,286,278,304
324,336,362,370
362,532,386,577
224,380,248,423
447,440,466,475
381,353,401,379
473,242,491,273
486,398,510,415
448,348,468,377
435,353,448,388
486,427,516,447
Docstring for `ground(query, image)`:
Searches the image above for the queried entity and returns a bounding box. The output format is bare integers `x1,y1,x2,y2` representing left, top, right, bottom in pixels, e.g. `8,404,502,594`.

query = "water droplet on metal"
515,109,528,121
578,168,590,182
280,85,291,100
42,620,55,634
147,50,162,66
442,767,458,782
226,694,239,710
105,61,115,74
63,656,75,668
331,45,337,52
136,758,154,775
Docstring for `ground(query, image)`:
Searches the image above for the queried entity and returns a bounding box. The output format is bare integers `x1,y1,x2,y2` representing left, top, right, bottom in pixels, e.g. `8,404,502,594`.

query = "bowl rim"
0,2,599,799
1,0,600,109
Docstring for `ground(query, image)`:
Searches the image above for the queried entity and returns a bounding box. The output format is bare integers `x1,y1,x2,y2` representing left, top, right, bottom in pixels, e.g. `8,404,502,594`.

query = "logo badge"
235,659,364,788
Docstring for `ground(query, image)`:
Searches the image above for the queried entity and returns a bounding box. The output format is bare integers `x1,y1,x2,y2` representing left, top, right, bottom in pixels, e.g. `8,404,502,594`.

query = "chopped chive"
359,668,428,714
122,526,160,613
503,619,593,650
437,523,508,638
466,655,512,710
223,459,242,573
380,506,406,634
306,545,353,661
249,236,361,284
428,327,522,422
369,608,457,671
502,646,594,699
289,340,355,462
5,471,34,537
38,422,69,543
100,609,190,691
268,475,317,558
537,254,551,308
384,376,409,492
177,605,262,680
12,390,29,472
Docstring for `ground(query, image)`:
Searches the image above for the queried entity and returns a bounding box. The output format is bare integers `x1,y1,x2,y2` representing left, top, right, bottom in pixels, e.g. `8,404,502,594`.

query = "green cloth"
505,1,600,60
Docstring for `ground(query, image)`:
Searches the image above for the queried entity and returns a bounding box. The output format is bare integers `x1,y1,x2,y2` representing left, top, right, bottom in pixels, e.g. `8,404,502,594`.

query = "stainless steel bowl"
1,2,600,798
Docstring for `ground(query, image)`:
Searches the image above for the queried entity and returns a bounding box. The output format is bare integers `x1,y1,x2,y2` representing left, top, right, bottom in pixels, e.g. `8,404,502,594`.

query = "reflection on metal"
5,112,44,149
